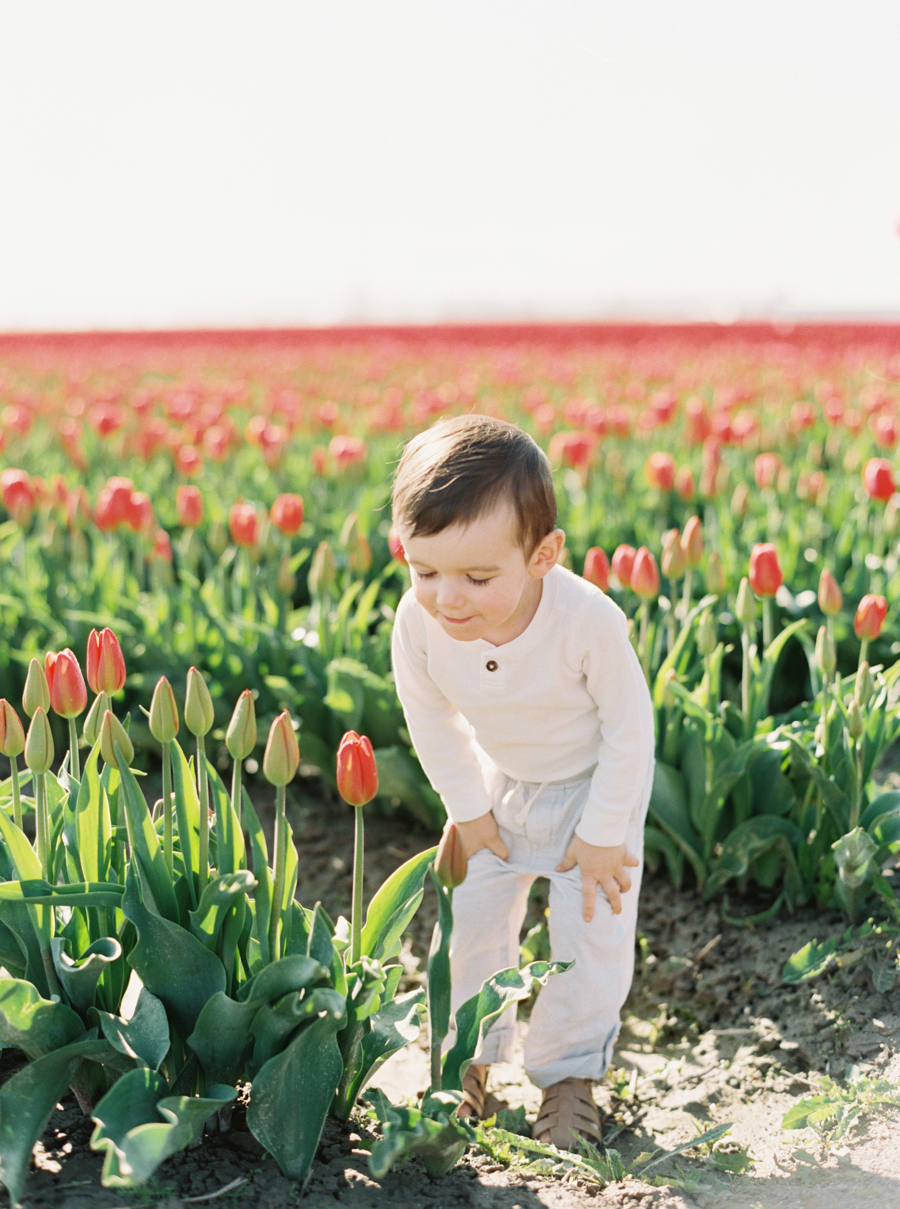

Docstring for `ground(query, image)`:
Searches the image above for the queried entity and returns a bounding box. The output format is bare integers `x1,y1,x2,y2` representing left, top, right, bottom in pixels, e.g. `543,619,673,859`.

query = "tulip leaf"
116,747,179,925
0,976,85,1057
90,1067,236,1188
204,756,245,875
370,746,445,829
189,871,255,953
442,960,572,1092
0,1035,114,1206
69,741,111,885
187,993,259,1087
93,987,171,1071
336,987,423,1119
169,739,200,895
704,815,804,901
647,761,707,886
426,871,453,1048
242,795,273,968
248,987,346,1078
50,935,121,1018
122,865,226,1040
365,1089,474,1179
0,806,54,955
246,1009,344,1181
361,845,436,963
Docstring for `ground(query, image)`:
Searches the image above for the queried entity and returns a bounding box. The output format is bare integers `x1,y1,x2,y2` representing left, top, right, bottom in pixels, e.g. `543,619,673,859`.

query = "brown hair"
392,415,557,554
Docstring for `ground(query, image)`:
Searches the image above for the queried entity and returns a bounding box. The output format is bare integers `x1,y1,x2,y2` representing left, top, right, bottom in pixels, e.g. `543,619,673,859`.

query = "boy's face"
398,503,563,646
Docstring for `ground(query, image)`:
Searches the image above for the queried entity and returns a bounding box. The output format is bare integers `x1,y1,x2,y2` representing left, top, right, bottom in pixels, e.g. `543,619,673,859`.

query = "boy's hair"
392,415,557,555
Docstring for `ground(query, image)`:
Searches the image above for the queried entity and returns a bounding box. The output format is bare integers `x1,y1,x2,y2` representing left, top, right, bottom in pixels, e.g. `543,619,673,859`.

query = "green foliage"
783,1072,900,1143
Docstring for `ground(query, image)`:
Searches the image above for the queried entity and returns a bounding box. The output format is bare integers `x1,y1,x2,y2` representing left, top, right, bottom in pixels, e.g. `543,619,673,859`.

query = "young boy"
390,414,655,1149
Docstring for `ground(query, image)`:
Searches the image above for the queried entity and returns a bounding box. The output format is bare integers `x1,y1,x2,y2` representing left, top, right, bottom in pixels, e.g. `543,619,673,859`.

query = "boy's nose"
436,578,465,608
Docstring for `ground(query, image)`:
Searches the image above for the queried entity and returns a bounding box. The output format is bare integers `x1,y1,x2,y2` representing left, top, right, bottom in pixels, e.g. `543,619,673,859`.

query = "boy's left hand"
556,837,639,921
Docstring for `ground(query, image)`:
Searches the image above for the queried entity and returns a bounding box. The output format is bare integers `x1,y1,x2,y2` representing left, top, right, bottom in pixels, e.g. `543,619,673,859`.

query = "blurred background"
1,0,898,331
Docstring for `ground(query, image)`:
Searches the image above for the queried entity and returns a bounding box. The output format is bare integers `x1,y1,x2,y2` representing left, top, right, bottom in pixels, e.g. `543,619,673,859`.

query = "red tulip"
748,543,783,598
152,528,173,562
854,594,887,640
582,546,609,591
863,457,896,502
644,451,675,492
611,544,636,588
329,435,368,470
0,469,36,520
631,547,660,598
387,525,407,564
125,491,154,535
434,822,468,889
336,730,378,807
86,628,126,695
44,649,88,718
270,493,305,537
817,568,843,618
229,501,260,547
548,430,596,471
674,465,695,501
754,452,782,490
176,485,204,528
93,477,135,532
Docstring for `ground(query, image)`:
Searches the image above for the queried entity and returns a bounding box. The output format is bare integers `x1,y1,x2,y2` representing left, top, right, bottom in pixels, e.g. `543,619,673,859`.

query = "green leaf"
116,748,179,925
442,961,571,1092
189,871,256,953
248,987,346,1078
370,746,445,829
367,1096,472,1179
50,935,122,1017
205,756,245,876
0,977,85,1058
246,1009,344,1181
782,936,841,984
90,1067,236,1188
426,870,453,1050
647,761,707,887
93,987,171,1071
68,741,111,885
361,845,435,963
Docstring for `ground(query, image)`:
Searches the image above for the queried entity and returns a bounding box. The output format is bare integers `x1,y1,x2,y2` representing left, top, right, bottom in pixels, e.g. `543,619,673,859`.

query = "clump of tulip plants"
0,635,445,1202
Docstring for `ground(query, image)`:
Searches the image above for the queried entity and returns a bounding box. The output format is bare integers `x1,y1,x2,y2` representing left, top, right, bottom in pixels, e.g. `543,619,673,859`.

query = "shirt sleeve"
574,597,656,848
390,593,494,823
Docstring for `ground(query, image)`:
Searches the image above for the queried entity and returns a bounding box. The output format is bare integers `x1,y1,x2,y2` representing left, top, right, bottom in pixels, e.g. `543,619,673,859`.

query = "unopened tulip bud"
207,519,229,557
336,730,379,806
387,525,407,564
748,543,783,599
731,483,750,518
854,594,888,641
681,516,704,568
815,624,836,678
99,710,134,769
583,546,609,591
817,568,843,618
0,699,25,758
339,511,361,550
846,697,865,741
45,649,88,719
24,707,54,774
149,676,179,743
631,546,660,598
276,555,296,596
434,822,467,889
184,667,214,736
735,577,757,626
263,710,300,786
660,529,686,580
855,661,875,708
697,610,717,656
348,533,373,574
662,667,679,709
86,628,126,695
308,540,336,596
82,691,110,746
705,550,726,595
22,658,50,718
226,689,257,760
611,544,636,588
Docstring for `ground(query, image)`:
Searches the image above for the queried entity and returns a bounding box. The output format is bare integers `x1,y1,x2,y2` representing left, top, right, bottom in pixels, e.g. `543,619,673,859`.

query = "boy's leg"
523,803,646,1090
448,847,534,1065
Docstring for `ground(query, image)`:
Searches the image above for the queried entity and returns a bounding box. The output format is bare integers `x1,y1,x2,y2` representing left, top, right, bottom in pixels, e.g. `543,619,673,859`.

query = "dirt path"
9,793,900,1208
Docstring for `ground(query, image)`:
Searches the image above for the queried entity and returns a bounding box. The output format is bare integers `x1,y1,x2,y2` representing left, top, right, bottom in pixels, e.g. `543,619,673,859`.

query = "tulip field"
1,321,900,1193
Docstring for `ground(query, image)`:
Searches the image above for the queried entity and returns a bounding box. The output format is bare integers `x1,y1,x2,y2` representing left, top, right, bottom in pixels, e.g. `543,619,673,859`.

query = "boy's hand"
557,837,639,921
455,812,509,862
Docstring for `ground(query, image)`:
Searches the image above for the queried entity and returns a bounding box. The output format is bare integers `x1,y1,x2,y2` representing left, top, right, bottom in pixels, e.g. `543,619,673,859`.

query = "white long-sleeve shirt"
390,564,655,847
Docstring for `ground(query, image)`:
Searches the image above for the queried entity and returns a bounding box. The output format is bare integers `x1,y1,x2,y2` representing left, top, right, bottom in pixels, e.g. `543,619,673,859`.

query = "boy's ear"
528,529,566,579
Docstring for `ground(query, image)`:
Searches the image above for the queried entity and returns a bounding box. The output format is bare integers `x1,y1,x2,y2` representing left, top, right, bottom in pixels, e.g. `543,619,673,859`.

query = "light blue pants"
448,762,652,1089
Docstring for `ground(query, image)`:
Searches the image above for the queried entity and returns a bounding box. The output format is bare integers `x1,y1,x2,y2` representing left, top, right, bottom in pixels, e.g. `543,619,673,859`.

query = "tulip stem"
351,805,365,966
231,755,243,831
762,598,775,653
10,759,22,831
67,716,81,783
35,772,50,879
162,740,173,874
638,600,651,683
858,638,869,670
741,624,752,735
197,735,209,892
681,568,693,621
268,784,286,962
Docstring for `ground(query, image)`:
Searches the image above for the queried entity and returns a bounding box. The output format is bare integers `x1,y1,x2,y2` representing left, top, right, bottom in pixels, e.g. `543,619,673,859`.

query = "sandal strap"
457,1063,488,1119
532,1077,602,1149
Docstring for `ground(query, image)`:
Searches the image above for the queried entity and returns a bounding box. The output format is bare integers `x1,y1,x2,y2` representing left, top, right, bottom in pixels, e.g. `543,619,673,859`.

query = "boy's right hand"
455,812,509,861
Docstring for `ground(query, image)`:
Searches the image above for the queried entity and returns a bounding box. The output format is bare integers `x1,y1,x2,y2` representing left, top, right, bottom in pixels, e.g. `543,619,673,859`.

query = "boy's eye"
467,576,490,586
414,570,436,580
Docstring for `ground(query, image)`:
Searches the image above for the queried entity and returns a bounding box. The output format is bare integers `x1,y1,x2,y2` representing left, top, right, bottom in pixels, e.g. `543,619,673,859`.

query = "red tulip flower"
631,547,660,598
176,485,204,528
817,568,843,618
270,493,305,537
611,544,636,588
754,452,782,490
644,451,676,492
863,457,896,502
748,543,783,598
387,525,407,564
680,516,704,568
86,628,126,695
229,501,260,547
44,649,88,718
583,546,609,591
336,730,378,807
854,594,887,640
93,477,135,532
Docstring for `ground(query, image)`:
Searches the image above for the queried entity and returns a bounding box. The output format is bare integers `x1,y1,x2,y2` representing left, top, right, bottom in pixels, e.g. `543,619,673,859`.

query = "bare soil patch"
7,786,900,1209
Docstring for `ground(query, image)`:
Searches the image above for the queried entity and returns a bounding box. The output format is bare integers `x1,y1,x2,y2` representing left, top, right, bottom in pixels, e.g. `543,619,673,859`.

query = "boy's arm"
455,812,509,861
557,836,639,921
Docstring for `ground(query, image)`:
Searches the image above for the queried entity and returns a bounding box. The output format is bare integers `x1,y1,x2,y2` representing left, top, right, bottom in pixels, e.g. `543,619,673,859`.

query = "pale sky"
1,1,898,330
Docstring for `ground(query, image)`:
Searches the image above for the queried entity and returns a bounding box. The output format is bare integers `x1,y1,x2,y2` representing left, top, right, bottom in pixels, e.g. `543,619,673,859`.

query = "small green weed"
783,1070,900,1143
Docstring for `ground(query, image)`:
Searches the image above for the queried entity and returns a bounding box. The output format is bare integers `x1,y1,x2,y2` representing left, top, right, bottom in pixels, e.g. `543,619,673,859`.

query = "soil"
7,783,900,1209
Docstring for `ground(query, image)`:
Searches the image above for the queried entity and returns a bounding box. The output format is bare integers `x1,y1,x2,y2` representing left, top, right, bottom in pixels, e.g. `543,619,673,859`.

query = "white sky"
1,1,899,330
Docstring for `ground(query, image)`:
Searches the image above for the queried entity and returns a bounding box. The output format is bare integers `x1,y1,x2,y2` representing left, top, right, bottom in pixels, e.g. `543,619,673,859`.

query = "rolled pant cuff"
470,1027,517,1066
525,1055,610,1090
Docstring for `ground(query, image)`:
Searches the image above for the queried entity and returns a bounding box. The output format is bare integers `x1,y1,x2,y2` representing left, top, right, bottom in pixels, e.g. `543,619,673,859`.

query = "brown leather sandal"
456,1063,509,1120
532,1077,603,1149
